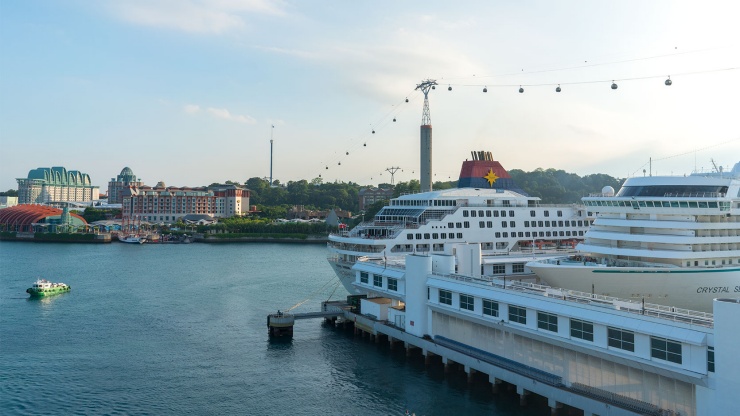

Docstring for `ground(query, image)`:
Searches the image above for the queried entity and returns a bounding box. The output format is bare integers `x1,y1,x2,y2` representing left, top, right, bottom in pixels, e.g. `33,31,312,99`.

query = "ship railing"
432,273,714,327
536,257,675,269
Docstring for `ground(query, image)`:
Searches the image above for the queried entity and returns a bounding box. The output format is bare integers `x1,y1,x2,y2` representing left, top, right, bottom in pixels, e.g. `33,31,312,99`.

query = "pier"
268,296,739,416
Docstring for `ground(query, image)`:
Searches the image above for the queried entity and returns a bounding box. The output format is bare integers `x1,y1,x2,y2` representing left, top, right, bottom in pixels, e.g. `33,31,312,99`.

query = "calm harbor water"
0,242,550,415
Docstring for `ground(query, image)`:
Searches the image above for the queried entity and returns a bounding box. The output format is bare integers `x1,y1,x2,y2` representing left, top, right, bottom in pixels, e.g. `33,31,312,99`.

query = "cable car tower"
416,79,437,192
385,166,401,185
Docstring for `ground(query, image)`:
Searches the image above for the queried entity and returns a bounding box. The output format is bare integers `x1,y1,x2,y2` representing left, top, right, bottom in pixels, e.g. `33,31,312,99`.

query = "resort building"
16,167,99,204
108,167,143,204
122,182,250,224
0,196,18,209
359,187,394,211
0,204,87,233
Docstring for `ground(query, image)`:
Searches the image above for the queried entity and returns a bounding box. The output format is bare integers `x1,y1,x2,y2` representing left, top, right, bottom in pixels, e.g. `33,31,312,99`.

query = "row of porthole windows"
407,232,464,240
463,210,516,218
437,290,688,366
524,220,589,227
406,231,587,241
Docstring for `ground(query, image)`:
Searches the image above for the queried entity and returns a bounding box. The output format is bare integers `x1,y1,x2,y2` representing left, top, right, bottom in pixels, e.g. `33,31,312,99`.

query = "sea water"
0,242,549,415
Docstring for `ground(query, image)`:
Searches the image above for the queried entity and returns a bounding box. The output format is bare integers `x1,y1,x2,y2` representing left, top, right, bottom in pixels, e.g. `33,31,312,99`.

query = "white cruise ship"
527,162,740,312
328,151,592,294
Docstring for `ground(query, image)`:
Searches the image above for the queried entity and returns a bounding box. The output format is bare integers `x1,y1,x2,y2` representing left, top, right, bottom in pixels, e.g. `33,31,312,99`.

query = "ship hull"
527,262,740,312
26,287,71,297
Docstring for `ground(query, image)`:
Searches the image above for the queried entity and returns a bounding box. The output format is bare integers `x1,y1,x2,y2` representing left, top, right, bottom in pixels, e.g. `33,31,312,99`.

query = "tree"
0,189,18,197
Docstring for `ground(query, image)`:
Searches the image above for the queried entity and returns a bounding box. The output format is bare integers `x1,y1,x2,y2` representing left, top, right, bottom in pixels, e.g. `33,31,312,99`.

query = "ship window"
388,278,398,291
373,275,382,287
463,221,470,228
525,232,531,237
492,264,505,274
508,305,527,324
479,221,485,228
538,221,544,227
463,210,469,217
439,290,452,305
513,263,525,273
510,221,515,228
577,221,583,226
524,221,530,227
537,312,558,332
544,211,550,217
502,232,508,238
360,272,368,284
566,231,571,236
486,210,492,217
518,232,524,237
487,221,493,228
460,294,474,311
557,210,563,217
493,211,499,217
441,233,447,239
416,233,422,240
578,231,583,236
407,234,413,240
432,233,438,239
708,347,715,372
483,299,499,317
478,210,484,217
546,232,551,237
608,327,635,352
456,233,463,239
545,221,550,227
570,319,593,341
558,221,564,226
530,210,536,217
709,202,718,208
424,233,430,239
565,221,570,226
456,222,462,228
501,210,507,217
651,337,682,364
501,221,507,228
448,222,454,228
495,232,501,238
559,231,564,236
470,210,476,217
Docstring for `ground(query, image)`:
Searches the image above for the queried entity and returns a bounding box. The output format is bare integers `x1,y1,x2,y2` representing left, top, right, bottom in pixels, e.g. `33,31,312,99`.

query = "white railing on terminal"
432,272,714,327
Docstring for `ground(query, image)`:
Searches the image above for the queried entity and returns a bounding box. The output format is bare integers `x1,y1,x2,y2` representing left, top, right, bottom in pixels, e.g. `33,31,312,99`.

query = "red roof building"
0,204,87,232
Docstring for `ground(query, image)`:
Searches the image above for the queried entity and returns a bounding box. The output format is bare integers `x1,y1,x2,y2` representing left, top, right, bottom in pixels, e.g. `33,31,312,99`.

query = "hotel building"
16,167,99,204
122,183,250,224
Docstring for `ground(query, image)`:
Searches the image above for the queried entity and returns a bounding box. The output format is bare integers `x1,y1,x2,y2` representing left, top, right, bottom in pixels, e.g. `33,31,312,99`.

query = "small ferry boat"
26,279,71,297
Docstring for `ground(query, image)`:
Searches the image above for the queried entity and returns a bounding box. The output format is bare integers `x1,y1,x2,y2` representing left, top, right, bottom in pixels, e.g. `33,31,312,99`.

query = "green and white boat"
26,279,71,297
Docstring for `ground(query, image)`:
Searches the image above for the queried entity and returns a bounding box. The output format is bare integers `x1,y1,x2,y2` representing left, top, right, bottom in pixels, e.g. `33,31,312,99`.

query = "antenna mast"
269,125,274,187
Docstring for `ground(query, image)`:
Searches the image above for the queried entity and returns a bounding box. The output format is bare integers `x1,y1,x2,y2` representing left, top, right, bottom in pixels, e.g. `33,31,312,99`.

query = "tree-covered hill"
236,169,622,215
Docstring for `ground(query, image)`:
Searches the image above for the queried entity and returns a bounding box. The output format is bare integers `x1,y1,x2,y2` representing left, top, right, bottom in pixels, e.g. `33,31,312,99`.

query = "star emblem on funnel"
483,169,499,187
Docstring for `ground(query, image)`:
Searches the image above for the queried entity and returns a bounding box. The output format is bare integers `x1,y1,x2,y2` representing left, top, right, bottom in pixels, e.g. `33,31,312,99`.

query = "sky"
1,0,739,194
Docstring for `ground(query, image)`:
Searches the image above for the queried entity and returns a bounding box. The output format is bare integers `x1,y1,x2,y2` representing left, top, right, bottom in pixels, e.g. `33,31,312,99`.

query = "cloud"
184,104,200,114
109,0,286,34
207,107,256,123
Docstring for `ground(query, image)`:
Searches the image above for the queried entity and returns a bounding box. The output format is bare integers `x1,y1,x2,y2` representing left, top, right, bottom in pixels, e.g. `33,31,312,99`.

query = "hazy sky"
1,0,739,193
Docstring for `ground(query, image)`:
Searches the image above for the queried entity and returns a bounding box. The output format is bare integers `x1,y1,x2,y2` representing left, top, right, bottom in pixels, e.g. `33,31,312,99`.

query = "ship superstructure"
328,151,591,294
527,162,740,312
